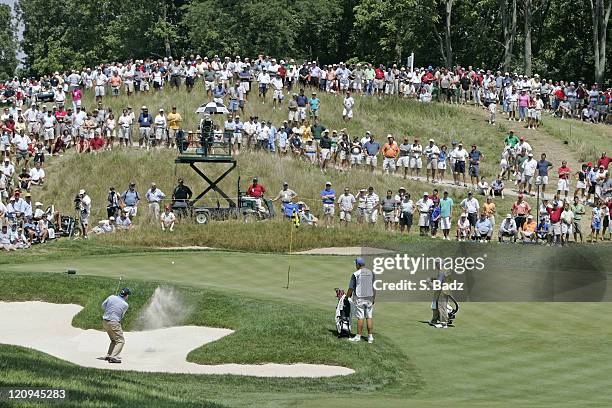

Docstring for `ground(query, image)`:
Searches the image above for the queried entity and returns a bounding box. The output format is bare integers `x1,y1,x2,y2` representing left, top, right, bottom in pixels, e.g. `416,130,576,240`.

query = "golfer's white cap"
461,213,467,217
527,215,533,219
423,192,429,196
109,216,115,221
506,213,512,219
387,134,393,138
34,202,42,206
142,106,148,110
429,138,435,142
326,181,332,185
79,189,86,195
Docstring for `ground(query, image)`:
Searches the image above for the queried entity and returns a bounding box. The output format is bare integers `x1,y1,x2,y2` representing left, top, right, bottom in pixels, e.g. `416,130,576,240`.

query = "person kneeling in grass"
347,257,375,343
161,205,176,232
519,215,537,243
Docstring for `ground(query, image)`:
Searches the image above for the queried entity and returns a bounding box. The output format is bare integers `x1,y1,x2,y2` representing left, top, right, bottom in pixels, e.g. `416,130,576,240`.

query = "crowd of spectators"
1,54,611,249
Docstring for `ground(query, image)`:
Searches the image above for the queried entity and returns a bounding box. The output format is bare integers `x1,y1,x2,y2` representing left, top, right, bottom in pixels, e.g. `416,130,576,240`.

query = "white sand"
0,301,353,377
295,246,393,255
157,246,215,251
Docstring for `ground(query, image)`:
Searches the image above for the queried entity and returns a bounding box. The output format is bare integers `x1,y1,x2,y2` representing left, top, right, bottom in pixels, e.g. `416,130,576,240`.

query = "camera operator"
199,114,214,155
76,188,92,239
172,178,192,218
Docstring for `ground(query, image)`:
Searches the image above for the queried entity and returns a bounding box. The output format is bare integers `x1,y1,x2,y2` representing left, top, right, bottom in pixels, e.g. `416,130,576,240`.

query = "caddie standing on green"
347,257,376,343
430,267,451,329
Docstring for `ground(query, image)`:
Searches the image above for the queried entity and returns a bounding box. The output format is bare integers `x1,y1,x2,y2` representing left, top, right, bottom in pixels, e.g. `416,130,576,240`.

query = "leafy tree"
0,4,18,79
590,0,612,85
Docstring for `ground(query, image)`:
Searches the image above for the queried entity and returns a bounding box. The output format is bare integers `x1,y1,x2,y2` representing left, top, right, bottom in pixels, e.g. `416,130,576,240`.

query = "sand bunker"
296,246,393,255
0,302,353,377
157,246,215,251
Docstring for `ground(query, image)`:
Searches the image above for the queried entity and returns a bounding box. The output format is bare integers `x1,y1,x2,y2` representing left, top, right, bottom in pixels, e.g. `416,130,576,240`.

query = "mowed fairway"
2,250,612,407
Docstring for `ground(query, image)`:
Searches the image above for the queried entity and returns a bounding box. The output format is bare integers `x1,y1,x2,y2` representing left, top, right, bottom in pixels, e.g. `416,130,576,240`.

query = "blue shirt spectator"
537,159,552,176
138,112,152,127
321,188,336,204
296,94,308,107
364,140,381,156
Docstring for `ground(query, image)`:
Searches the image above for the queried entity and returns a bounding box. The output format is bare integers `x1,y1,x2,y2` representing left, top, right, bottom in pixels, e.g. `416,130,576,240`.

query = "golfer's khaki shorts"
354,298,373,319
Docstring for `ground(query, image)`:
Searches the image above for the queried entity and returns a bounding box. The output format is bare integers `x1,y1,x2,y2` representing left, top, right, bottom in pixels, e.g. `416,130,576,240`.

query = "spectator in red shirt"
596,152,611,170
557,161,571,199
547,201,563,244
90,133,105,151
247,177,265,198
374,66,385,80
246,177,268,214
512,194,531,229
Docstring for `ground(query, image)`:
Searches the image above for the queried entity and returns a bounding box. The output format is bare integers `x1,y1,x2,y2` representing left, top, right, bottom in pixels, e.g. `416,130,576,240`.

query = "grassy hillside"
80,87,514,178
24,86,606,250
35,148,521,250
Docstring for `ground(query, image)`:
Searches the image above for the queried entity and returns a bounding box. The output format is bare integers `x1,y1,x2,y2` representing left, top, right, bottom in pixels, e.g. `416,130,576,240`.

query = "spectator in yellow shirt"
167,106,183,148
519,215,537,242
482,196,496,238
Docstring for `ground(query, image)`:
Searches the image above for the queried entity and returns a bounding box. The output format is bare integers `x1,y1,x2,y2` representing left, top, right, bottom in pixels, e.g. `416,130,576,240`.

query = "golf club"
115,276,122,295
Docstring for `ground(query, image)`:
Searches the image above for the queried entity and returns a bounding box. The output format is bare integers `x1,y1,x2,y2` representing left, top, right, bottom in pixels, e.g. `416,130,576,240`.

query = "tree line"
4,0,611,85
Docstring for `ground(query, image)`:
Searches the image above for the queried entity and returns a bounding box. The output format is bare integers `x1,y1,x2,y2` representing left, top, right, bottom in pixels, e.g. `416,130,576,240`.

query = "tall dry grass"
25,85,546,251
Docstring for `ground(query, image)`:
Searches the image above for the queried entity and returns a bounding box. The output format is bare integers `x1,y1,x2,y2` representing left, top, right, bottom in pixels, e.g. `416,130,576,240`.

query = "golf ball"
171,261,175,265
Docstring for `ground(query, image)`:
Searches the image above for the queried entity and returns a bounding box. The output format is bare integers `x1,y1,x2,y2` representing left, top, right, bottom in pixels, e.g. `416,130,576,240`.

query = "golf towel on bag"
335,290,351,337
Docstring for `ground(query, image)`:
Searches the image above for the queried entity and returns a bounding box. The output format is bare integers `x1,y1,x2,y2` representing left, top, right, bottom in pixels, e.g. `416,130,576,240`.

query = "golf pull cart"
174,108,274,224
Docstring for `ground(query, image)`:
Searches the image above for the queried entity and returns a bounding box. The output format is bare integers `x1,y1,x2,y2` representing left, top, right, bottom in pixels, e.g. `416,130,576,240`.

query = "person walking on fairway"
347,257,375,343
101,288,130,363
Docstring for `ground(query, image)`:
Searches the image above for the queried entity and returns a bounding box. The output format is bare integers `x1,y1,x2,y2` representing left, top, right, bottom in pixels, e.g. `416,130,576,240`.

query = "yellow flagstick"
286,224,293,289
286,209,300,289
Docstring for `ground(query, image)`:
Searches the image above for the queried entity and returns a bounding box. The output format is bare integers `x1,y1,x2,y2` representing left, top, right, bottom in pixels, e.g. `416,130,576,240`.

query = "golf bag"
335,288,351,337
446,295,459,324
431,294,460,325
282,203,299,218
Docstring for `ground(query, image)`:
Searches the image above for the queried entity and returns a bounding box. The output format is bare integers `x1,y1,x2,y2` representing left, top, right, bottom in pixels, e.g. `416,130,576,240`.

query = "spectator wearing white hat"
320,181,336,227
424,138,440,183
499,214,518,242
365,186,379,224
77,189,91,239
415,192,433,236
154,108,167,147
456,213,471,241
146,182,166,222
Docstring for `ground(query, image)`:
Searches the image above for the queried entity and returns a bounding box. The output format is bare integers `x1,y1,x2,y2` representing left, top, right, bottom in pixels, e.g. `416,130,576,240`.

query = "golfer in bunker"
347,257,375,343
101,288,130,363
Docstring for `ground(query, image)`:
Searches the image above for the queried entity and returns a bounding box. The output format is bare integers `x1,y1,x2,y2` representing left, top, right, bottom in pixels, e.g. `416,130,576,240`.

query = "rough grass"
81,86,509,178
0,272,421,408
35,148,516,251
19,85,604,251
541,118,612,162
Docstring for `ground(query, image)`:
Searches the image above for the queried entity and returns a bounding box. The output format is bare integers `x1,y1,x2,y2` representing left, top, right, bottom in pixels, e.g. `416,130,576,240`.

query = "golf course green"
2,243,611,407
